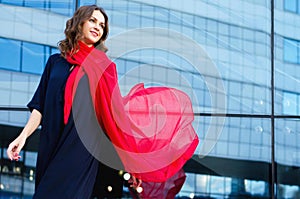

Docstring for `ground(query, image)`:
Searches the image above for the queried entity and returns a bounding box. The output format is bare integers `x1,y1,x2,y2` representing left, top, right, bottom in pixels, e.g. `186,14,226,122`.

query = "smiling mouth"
90,31,99,37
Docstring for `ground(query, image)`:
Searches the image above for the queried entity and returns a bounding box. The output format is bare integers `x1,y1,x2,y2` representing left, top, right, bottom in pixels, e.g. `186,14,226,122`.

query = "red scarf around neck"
64,41,199,183
64,41,94,124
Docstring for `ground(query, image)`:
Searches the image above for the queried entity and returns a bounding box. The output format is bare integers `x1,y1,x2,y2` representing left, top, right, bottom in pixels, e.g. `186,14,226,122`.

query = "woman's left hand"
129,175,142,192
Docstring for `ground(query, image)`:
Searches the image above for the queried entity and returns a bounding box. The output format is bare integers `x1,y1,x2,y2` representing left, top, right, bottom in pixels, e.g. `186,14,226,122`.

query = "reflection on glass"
180,173,195,197
282,92,298,115
1,0,23,6
22,42,45,74
275,119,300,198
24,0,45,8
245,180,267,196
284,0,297,13
25,151,37,167
50,0,74,16
179,174,272,198
50,47,60,55
1,0,75,16
79,0,97,7
0,38,21,71
283,38,298,64
277,184,300,199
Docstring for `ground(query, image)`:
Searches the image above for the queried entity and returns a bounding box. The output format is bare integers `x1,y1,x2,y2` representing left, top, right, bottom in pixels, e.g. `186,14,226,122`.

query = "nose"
94,23,103,31
94,25,100,31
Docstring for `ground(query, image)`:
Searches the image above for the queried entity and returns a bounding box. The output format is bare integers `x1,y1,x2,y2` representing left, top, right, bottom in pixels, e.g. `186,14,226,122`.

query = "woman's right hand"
7,134,27,161
6,109,42,161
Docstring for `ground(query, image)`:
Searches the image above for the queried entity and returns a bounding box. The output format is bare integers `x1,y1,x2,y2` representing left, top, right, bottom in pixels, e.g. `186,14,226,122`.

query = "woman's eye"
89,19,95,23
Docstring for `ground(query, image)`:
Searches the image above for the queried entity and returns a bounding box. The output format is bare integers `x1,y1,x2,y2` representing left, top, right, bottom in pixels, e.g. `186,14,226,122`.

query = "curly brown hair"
58,5,109,57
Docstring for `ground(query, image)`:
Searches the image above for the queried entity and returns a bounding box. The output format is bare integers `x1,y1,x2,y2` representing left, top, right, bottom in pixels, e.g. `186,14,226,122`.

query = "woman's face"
81,10,105,47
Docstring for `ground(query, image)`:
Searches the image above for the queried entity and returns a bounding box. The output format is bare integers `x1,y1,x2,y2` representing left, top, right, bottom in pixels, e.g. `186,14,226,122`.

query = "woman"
7,4,198,199
7,5,110,198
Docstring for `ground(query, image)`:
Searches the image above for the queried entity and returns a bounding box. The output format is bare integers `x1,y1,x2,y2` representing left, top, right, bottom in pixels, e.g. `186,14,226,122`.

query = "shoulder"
42,53,70,77
46,53,70,69
48,53,68,65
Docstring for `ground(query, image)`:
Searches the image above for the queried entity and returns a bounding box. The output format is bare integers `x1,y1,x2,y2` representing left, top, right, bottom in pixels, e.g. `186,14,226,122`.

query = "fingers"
136,178,142,188
7,143,16,160
12,152,22,161
7,143,22,161
128,175,137,188
135,178,143,193
131,176,142,187
128,175,143,193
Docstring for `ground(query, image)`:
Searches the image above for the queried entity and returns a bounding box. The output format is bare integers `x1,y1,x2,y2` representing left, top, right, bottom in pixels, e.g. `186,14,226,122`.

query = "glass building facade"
0,0,300,198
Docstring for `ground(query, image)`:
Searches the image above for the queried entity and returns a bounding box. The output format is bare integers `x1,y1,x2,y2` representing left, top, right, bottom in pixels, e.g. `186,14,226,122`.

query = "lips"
90,31,99,38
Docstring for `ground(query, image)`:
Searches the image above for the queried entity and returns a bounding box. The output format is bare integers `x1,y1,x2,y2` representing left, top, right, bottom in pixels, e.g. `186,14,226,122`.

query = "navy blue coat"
28,54,99,198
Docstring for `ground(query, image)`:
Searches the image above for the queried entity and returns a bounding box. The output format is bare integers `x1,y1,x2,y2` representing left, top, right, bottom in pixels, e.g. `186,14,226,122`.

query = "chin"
85,38,99,46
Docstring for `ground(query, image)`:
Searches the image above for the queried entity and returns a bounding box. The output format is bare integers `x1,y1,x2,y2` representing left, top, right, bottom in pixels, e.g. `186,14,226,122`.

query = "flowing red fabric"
130,168,186,199
64,41,199,183
64,41,94,124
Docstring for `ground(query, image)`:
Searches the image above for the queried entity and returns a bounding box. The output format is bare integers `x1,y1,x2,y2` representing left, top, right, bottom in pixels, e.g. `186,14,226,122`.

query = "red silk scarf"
64,41,199,182
64,41,94,124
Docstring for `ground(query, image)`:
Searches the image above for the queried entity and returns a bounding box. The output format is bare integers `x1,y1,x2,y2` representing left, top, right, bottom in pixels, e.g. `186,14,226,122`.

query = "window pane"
79,0,96,6
282,92,298,115
283,39,298,63
275,119,300,198
22,42,45,74
50,0,74,16
0,38,21,71
50,47,60,55
1,0,23,6
24,0,46,8
284,0,297,12
25,151,38,167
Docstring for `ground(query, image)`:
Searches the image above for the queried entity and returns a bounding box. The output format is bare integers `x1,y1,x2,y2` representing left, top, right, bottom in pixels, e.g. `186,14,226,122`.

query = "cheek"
83,22,92,31
82,25,88,35
101,29,104,35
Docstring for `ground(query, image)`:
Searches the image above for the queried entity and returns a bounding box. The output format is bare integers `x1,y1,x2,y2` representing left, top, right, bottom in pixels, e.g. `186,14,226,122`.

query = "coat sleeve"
27,55,53,114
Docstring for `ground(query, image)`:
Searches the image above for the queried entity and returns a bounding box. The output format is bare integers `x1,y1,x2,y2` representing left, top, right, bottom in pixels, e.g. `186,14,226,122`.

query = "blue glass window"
1,0,75,16
0,38,57,74
51,47,60,55
283,92,298,115
128,14,141,28
25,151,38,167
1,0,23,6
79,0,96,6
284,0,297,13
0,38,21,71
112,12,127,27
50,0,74,16
283,38,298,64
24,0,46,8
22,42,45,74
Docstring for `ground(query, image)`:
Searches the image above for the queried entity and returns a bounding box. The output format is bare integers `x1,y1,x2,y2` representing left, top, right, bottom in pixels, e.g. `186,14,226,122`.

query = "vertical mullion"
270,0,275,198
75,0,79,11
20,42,23,72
